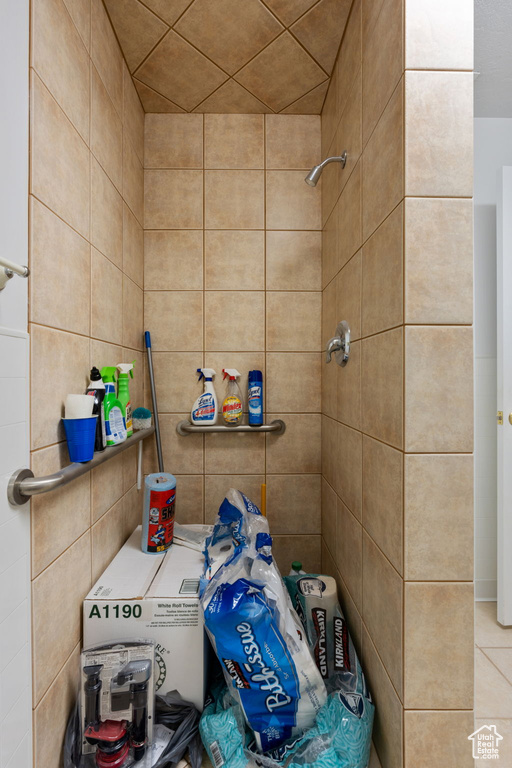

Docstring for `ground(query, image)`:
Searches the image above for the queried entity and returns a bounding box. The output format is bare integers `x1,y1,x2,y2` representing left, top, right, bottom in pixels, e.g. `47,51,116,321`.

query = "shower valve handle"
326,321,350,366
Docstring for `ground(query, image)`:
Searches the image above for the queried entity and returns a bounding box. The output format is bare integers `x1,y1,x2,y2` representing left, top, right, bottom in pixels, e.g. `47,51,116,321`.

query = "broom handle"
145,331,164,473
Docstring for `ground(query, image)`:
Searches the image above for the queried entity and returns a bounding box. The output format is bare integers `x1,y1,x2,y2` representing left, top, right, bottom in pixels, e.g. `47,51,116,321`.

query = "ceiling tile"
140,0,193,25
175,0,283,75
135,30,228,110
134,79,185,112
193,79,274,113
280,79,328,112
235,32,326,112
291,0,351,72
262,0,319,26
104,0,168,72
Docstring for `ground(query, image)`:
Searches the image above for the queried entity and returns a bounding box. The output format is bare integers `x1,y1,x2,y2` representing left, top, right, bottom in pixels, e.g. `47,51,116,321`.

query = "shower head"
305,152,348,186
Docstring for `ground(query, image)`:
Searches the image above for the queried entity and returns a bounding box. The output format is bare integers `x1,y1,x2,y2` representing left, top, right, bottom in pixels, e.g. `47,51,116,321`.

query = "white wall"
0,1,31,766
474,117,512,599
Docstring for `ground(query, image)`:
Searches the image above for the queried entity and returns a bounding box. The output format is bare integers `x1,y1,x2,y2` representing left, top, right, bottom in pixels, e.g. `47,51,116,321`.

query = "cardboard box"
83,527,206,711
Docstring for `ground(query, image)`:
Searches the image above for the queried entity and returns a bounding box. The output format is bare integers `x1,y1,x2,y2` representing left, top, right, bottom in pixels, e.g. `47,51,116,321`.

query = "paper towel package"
83,527,207,711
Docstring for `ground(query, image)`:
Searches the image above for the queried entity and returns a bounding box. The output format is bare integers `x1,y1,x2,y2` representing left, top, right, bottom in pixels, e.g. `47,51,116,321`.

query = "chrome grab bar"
176,419,286,436
8,427,155,506
0,256,29,291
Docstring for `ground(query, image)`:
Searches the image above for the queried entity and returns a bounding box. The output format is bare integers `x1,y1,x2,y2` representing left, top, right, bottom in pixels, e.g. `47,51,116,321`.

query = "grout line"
276,79,329,114
479,648,512,688
134,77,186,112
121,0,337,116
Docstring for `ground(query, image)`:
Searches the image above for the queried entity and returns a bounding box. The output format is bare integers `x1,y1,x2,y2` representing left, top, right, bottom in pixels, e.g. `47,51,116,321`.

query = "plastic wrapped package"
64,640,155,768
200,491,327,753
199,491,374,768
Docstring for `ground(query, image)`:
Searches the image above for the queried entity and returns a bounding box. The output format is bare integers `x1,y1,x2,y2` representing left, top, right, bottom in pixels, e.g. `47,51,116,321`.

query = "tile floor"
475,601,512,763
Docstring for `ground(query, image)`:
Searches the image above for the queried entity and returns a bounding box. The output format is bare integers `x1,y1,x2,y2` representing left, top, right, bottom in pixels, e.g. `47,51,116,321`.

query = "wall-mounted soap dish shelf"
8,427,156,507
176,419,286,436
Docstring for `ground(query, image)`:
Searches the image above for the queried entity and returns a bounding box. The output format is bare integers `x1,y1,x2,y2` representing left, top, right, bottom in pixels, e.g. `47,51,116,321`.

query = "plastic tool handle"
144,330,164,473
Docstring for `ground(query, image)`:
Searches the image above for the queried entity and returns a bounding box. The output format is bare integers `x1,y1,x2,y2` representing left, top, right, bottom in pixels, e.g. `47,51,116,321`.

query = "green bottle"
100,367,127,446
116,362,134,437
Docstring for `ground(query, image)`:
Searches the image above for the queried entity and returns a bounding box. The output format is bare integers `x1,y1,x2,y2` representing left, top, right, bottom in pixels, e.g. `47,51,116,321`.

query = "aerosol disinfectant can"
141,472,176,554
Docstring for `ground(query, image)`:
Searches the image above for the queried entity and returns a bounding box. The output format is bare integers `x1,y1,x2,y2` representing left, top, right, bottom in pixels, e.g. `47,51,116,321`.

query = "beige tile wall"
143,112,323,573
320,1,474,767
29,1,144,764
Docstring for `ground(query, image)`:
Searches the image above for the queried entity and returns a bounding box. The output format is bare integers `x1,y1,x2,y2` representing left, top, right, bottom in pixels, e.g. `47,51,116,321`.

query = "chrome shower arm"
318,152,347,171
305,152,348,185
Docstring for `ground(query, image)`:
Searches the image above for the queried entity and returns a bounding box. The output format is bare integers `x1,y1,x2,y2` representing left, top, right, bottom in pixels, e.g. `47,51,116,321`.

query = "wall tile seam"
30,67,90,154
321,222,400,293
29,98,140,242
403,580,475,585
361,527,404,584
144,166,314,172
322,181,404,254
324,320,404,342
143,228,321,232
145,287,322,292
403,708,474,712
29,483,138,583
143,228,321,233
29,15,90,137
321,470,405,578
361,75,405,166
137,350,319,355
317,0,360,119
321,57,361,154
403,580,474,586
321,420,406,458
322,156,360,227
121,141,145,228
30,639,81,714
198,471,323,476
89,60,123,190
90,483,140,527
362,617,405,706
326,64,404,170
28,321,145,354
363,0,401,52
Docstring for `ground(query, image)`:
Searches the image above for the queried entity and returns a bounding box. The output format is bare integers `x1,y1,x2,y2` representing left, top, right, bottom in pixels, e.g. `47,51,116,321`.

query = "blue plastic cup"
62,416,97,462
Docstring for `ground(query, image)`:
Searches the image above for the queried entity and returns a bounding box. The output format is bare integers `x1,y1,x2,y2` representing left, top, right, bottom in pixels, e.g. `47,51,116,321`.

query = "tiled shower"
1,0,476,766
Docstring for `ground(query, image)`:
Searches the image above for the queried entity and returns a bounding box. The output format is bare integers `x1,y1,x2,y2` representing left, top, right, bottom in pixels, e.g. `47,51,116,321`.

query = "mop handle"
145,331,164,473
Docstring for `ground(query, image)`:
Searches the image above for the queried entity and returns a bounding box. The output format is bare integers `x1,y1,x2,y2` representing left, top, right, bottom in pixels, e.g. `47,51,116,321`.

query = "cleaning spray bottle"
191,368,218,424
222,369,243,425
100,367,127,446
85,367,107,452
117,362,134,437
248,369,263,426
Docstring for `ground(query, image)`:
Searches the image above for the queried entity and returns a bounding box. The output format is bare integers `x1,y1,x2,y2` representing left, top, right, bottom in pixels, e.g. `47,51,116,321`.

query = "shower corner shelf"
8,426,156,507
176,419,286,436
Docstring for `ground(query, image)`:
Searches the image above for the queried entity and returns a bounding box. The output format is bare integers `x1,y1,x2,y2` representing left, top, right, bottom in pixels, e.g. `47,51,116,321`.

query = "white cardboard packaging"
83,527,206,711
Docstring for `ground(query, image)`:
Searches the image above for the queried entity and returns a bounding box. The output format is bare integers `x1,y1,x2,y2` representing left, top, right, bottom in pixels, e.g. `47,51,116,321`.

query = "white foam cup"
65,394,94,419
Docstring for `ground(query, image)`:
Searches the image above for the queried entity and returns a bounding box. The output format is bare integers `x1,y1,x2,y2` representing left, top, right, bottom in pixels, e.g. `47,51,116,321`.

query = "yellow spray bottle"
222,369,243,425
